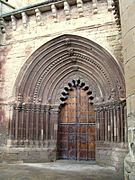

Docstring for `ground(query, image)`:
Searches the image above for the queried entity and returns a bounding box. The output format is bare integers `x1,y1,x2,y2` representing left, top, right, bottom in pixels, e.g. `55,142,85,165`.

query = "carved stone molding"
11,15,17,31
0,17,6,34
21,12,28,28
13,34,125,105
64,1,71,20
77,0,84,17
51,4,57,23
67,48,74,57
35,8,42,24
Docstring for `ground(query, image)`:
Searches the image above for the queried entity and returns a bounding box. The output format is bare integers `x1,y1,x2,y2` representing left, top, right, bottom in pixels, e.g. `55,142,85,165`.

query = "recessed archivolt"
39,64,109,104
31,53,116,102
13,34,125,105
36,53,122,103
34,55,110,101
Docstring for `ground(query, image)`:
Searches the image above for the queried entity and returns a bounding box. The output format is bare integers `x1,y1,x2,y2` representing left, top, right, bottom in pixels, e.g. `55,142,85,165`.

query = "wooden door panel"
78,125,87,160
88,117,95,123
68,125,76,133
68,149,77,160
88,151,95,160
87,126,95,160
79,150,87,160
68,125,77,160
79,134,87,149
58,86,95,160
59,150,68,159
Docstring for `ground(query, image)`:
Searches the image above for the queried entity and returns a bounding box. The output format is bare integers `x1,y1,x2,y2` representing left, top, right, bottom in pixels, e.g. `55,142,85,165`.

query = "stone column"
49,105,59,147
119,0,135,178
45,105,50,147
48,105,59,161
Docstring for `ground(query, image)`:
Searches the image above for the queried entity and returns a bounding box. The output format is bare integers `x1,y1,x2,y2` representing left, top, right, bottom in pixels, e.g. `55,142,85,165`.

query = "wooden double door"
57,87,95,160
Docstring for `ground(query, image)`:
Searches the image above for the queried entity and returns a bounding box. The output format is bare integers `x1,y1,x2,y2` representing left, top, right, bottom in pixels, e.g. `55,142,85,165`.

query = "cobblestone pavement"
0,161,123,180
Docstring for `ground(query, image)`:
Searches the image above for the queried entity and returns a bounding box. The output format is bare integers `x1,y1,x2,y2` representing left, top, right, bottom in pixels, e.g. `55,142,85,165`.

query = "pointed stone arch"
13,34,125,105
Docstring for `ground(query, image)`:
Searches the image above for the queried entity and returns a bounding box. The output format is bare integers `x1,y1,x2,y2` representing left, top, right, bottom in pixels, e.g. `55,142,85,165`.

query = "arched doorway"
57,81,95,160
8,34,127,166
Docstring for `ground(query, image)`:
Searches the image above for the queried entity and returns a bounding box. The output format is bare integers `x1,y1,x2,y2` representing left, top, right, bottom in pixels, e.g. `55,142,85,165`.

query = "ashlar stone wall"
119,0,135,179
0,0,125,166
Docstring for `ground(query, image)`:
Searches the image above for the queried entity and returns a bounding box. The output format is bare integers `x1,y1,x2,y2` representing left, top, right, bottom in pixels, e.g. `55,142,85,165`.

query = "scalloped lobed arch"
13,34,125,105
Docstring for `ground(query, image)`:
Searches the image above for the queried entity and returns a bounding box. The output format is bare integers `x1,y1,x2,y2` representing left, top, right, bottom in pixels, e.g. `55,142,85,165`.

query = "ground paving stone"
0,161,123,180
